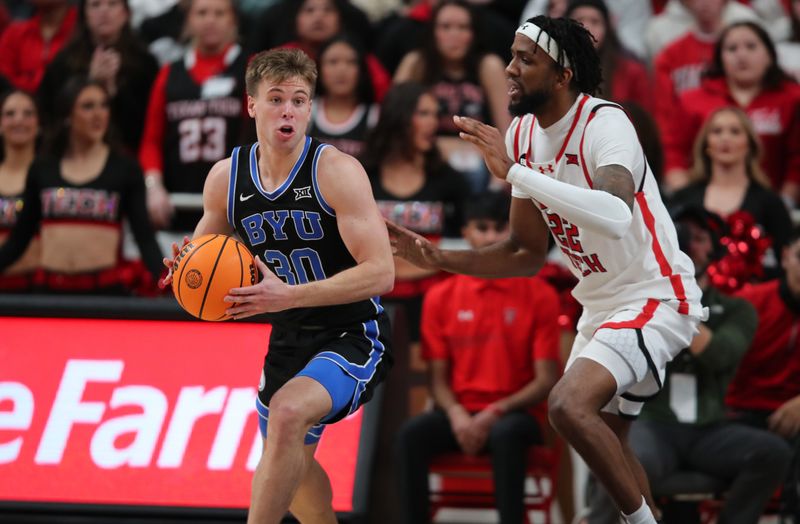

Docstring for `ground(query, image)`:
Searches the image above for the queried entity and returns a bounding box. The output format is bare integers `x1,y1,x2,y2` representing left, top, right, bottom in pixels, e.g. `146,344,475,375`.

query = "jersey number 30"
264,248,326,285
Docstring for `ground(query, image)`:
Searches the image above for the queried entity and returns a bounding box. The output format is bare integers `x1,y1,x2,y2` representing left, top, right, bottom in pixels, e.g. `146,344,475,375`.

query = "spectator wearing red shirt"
727,226,800,521
0,0,77,93
566,0,652,112
728,228,800,420
396,190,561,524
663,21,800,205
139,0,247,232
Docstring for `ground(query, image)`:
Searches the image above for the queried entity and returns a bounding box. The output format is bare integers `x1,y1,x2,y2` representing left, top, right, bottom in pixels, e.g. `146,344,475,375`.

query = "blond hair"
245,48,317,97
689,106,771,188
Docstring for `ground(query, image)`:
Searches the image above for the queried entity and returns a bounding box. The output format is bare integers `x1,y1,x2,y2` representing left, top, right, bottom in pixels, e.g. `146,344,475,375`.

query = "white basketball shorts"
566,299,702,418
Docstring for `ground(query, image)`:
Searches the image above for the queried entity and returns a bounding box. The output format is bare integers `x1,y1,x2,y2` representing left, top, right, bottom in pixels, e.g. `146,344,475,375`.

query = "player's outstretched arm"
455,113,635,239
505,162,634,239
160,158,235,287
389,196,549,278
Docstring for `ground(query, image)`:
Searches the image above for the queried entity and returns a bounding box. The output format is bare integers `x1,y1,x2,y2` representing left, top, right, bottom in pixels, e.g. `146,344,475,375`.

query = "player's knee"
267,395,312,440
547,385,585,433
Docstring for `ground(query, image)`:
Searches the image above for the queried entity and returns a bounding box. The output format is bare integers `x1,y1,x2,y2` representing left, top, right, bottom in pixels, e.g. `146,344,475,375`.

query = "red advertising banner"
0,317,362,510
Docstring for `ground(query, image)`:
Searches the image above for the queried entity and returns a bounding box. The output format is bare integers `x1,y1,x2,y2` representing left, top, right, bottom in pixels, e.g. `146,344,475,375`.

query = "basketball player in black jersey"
163,48,394,524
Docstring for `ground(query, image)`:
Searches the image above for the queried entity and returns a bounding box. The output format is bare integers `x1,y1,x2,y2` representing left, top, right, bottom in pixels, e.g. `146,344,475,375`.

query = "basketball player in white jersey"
389,16,707,524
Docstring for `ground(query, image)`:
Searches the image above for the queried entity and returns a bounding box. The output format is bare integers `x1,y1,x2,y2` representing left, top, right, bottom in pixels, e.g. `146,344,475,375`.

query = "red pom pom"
707,211,771,293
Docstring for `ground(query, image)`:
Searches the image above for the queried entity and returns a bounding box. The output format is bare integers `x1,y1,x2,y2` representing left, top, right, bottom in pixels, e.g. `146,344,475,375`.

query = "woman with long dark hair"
308,34,377,160
394,0,509,191
38,0,158,155
0,90,40,291
664,21,800,204
0,78,163,294
364,82,470,345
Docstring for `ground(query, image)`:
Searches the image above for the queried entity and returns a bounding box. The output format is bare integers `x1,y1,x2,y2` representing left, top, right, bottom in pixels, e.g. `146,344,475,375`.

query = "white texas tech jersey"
505,94,704,317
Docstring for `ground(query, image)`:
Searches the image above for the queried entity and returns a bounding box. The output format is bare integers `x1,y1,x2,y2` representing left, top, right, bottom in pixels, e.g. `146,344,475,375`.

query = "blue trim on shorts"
312,317,386,416
255,398,325,445
296,358,359,423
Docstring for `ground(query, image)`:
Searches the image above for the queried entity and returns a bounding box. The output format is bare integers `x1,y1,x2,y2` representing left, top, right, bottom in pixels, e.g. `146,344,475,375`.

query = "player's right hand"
159,236,190,288
385,219,441,270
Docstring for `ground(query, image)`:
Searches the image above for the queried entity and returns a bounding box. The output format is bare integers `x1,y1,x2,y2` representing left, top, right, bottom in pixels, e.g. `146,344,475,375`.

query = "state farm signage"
0,317,362,510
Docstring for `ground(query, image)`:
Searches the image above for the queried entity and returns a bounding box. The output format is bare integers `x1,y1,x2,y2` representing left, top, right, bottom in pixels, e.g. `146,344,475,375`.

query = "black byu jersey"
228,137,383,328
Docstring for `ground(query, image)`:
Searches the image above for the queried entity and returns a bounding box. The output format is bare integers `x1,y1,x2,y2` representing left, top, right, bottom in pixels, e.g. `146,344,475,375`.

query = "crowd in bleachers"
0,0,798,522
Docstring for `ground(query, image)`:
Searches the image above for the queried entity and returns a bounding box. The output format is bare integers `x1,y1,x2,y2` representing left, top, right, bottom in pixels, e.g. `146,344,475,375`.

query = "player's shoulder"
205,156,234,190
584,96,626,117
583,97,636,134
316,144,366,177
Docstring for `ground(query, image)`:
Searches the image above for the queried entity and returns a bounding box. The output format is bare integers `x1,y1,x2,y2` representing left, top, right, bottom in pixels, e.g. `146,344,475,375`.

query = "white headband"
516,22,571,69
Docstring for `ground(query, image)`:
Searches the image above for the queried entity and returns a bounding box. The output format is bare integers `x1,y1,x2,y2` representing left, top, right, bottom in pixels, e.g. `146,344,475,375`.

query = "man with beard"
388,16,707,524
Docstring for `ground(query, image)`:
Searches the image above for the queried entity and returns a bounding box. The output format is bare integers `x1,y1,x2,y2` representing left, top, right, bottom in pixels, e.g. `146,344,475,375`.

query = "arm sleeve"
507,112,638,239
138,64,170,173
695,297,758,371
531,280,561,363
420,285,449,361
122,158,164,279
0,165,41,270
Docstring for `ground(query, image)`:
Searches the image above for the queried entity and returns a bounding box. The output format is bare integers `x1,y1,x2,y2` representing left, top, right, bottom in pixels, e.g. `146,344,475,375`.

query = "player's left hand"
454,115,513,181
224,256,295,318
768,396,800,438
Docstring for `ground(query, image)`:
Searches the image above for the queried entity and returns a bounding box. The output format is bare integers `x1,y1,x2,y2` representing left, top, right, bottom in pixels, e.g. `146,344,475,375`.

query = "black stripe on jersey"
198,236,230,319
637,159,648,193
227,146,241,227
311,144,335,217
249,138,312,201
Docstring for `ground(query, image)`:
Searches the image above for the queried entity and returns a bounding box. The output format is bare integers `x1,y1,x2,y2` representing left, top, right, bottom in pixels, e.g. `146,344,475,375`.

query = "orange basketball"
172,234,256,321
